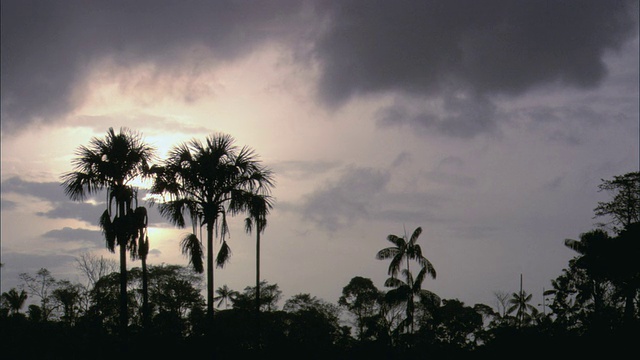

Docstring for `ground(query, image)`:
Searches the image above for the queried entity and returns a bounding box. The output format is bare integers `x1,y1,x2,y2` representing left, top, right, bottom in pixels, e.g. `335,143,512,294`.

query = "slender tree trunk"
142,257,149,328
207,221,215,329
118,201,128,342
256,230,261,349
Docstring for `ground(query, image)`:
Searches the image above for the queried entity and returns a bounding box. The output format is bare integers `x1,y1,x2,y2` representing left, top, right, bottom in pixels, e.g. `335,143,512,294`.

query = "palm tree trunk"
118,201,128,341
207,221,215,328
142,257,149,328
256,230,261,349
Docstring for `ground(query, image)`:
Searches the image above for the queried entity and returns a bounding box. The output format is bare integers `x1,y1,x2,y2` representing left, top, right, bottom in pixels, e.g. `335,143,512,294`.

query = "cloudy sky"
1,0,638,312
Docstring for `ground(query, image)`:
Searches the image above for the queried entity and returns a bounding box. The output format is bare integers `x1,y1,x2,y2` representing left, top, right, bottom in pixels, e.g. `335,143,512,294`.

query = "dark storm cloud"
316,0,638,137
316,0,638,104
1,0,312,133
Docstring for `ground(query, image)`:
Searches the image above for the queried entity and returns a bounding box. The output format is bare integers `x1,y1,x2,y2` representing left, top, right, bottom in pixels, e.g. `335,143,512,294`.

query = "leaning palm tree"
150,133,274,327
61,127,154,335
376,226,436,280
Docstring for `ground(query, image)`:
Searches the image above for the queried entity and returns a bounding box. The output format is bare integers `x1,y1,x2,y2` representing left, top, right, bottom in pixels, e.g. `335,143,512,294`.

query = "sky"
1,0,639,314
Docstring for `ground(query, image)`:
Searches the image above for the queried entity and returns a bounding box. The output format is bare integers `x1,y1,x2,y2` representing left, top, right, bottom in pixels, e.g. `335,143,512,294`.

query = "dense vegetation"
1,129,638,359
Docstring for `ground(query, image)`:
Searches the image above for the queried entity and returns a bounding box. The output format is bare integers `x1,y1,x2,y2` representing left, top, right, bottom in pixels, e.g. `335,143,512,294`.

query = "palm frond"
216,240,231,268
408,226,422,245
375,247,399,260
99,210,116,252
181,233,204,273
386,234,405,248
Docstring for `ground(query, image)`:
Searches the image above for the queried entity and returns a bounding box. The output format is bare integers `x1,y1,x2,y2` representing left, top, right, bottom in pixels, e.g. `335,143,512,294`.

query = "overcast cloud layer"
3,0,637,137
1,1,638,311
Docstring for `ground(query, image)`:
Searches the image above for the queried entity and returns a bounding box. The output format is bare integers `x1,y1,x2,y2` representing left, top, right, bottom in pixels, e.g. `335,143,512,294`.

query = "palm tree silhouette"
376,226,436,280
384,267,440,334
377,226,436,334
61,127,154,336
507,289,538,327
150,133,274,327
214,285,239,309
2,288,28,315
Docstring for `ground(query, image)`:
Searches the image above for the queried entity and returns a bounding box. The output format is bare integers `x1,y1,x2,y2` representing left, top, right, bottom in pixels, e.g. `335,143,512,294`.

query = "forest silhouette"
1,128,638,359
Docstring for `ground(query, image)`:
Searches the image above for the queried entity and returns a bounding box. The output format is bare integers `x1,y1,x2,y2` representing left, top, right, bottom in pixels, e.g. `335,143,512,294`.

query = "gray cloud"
376,92,500,138
300,166,390,231
1,198,17,211
296,165,447,231
42,227,102,243
37,202,106,224
1,177,68,203
271,159,342,180
1,0,313,134
1,176,168,226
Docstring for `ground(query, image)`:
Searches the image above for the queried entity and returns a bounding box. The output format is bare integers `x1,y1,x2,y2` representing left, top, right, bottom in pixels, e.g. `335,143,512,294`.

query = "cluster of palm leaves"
376,226,438,334
61,127,274,334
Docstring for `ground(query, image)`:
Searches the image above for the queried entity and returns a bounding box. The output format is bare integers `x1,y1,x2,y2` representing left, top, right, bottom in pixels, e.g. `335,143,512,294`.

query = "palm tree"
507,290,538,327
376,226,436,280
384,267,440,335
507,275,538,328
244,194,274,348
61,127,154,335
2,288,28,315
150,133,274,327
214,285,239,309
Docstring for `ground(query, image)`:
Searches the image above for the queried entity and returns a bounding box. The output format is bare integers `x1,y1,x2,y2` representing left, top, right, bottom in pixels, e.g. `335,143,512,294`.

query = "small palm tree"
214,285,239,309
507,290,538,327
2,288,28,315
61,127,154,334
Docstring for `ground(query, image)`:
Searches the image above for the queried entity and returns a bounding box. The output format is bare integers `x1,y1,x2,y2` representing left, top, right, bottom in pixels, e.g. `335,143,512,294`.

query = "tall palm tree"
2,288,28,315
244,193,274,348
61,127,154,336
384,267,440,334
214,285,239,309
150,133,274,327
376,226,436,280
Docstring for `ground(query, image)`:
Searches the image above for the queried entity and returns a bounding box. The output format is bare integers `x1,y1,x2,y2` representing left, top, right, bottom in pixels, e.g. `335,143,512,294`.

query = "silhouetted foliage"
61,127,155,337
